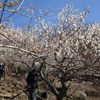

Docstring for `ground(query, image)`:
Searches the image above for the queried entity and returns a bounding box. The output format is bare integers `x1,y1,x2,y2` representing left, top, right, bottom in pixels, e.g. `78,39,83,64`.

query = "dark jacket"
26,70,38,89
0,64,5,73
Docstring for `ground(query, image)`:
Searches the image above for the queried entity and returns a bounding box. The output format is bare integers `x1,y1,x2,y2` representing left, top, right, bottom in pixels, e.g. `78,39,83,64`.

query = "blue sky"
1,0,100,27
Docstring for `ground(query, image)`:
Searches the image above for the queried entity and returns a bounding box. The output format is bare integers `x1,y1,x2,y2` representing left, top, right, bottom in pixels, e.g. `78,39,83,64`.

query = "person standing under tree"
0,62,8,80
26,62,40,100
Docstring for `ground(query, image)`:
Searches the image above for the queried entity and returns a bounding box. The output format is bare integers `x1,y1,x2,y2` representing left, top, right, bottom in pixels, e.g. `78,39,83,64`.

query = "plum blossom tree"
0,3,100,100
0,0,52,26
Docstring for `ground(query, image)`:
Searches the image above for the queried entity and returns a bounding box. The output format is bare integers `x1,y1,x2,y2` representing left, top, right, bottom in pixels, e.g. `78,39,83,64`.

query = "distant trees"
0,3,100,100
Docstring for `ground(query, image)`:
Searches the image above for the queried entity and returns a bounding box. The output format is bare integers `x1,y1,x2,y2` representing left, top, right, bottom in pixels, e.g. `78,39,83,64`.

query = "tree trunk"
57,88,67,100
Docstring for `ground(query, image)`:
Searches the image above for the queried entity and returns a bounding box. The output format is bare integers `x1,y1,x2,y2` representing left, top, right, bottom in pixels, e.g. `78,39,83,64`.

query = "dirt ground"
0,74,28,100
0,74,100,100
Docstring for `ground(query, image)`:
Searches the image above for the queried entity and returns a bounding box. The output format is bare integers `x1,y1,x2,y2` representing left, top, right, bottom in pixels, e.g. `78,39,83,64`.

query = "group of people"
0,61,39,100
